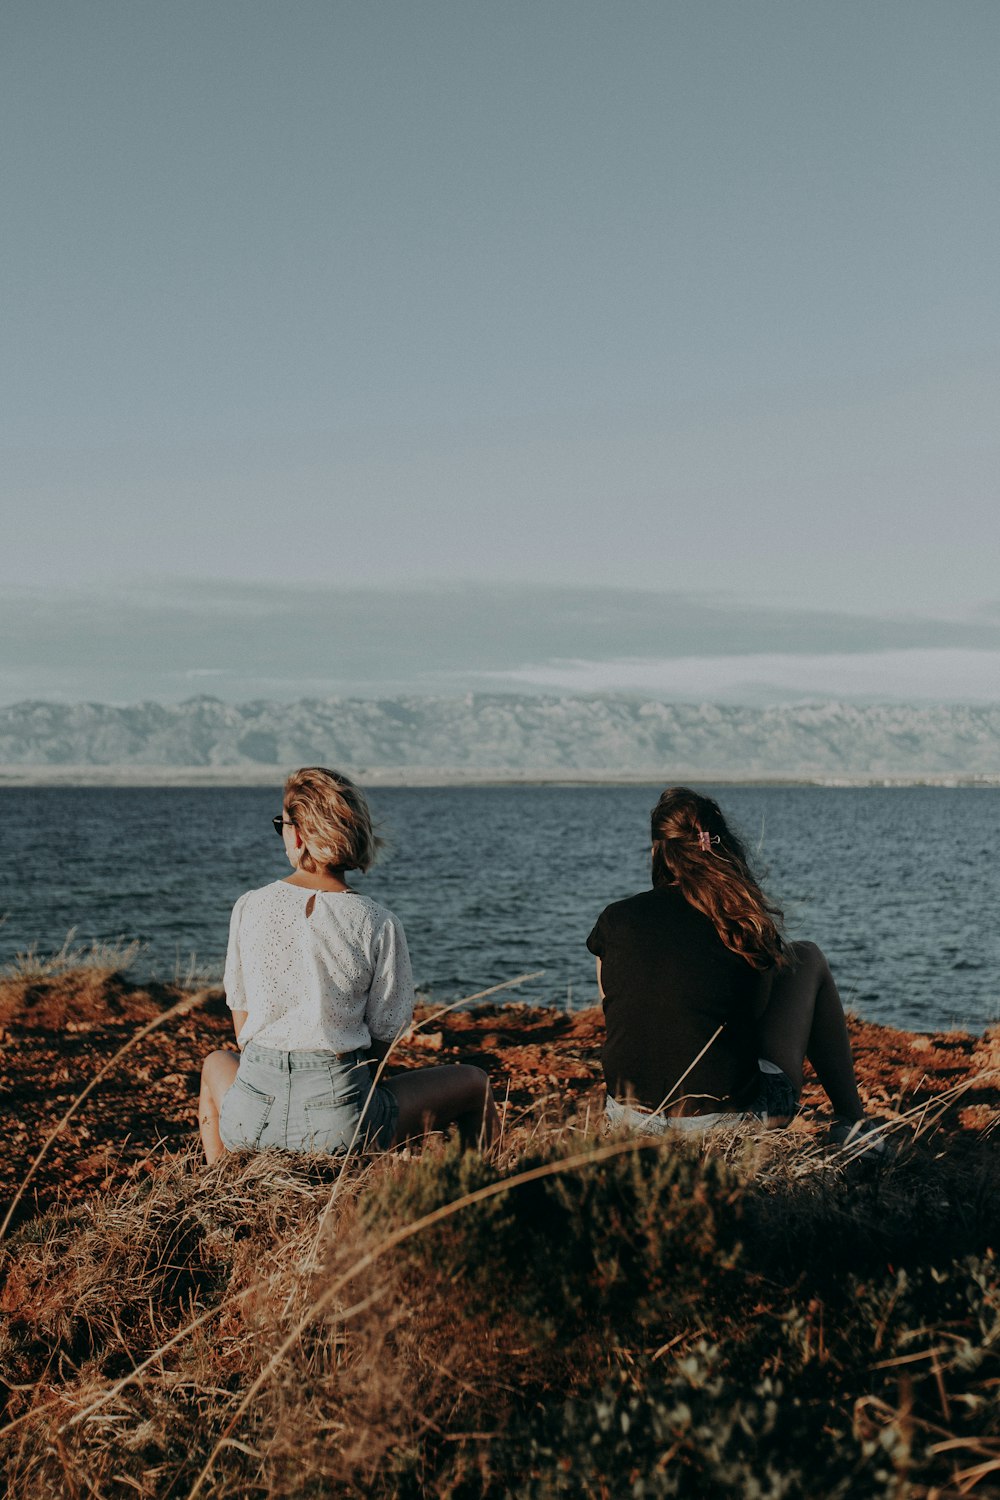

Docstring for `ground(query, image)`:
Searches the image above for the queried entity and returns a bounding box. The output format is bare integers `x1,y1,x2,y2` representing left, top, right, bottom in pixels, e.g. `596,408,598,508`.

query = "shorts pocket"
301,1094,360,1152
220,1075,275,1150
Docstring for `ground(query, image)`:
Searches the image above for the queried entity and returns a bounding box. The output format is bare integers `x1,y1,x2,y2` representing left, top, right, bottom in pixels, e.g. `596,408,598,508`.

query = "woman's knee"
454,1064,491,1107
201,1050,239,1098
429,1064,492,1119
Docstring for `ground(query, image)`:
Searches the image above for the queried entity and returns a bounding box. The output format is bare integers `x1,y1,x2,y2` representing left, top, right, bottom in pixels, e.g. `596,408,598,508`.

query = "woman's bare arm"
595,958,605,1000
231,1009,248,1042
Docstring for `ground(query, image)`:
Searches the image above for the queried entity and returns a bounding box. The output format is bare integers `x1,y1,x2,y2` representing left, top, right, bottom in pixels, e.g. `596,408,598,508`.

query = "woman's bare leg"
199,1050,240,1165
385,1064,499,1149
757,941,865,1122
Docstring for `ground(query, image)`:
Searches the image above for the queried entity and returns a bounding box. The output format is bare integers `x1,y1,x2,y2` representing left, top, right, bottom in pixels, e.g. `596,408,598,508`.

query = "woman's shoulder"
349,893,405,932
235,879,293,906
588,888,666,953
230,880,308,921
318,893,408,956
596,888,669,926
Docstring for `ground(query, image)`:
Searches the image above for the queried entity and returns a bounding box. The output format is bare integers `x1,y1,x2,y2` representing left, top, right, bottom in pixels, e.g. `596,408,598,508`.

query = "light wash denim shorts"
219,1040,400,1154
604,1096,747,1136
604,1064,798,1137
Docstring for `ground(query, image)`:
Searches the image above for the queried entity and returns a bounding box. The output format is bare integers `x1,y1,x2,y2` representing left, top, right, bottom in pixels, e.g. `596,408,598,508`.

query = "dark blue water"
2,785,998,1032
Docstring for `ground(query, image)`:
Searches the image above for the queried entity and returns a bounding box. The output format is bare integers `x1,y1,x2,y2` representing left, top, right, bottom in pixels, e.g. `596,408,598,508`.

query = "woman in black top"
588,787,873,1139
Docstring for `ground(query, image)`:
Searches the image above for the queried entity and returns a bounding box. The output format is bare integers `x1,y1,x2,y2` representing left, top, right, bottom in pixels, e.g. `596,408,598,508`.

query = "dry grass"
4,930,143,984
0,987,214,1243
2,958,1000,1496
2,1108,1000,1499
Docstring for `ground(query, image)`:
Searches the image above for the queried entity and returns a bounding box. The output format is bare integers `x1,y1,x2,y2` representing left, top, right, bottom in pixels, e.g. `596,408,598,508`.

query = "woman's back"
589,885,764,1112
224,881,414,1053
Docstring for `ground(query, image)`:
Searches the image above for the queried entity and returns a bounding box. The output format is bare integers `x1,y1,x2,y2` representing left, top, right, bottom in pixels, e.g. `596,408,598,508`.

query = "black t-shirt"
587,885,766,1113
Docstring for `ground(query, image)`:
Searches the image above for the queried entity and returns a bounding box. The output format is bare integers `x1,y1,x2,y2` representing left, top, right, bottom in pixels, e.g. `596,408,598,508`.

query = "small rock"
414,1031,444,1050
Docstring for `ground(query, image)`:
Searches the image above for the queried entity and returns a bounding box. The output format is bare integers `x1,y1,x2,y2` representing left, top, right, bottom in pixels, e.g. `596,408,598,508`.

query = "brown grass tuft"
2,963,1000,1496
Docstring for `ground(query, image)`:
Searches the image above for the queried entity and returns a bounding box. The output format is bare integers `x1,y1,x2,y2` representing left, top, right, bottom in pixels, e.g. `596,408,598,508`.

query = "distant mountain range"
2,695,999,781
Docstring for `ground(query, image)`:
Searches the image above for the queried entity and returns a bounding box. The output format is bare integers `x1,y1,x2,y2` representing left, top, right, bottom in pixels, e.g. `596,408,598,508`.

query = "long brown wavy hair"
650,787,788,970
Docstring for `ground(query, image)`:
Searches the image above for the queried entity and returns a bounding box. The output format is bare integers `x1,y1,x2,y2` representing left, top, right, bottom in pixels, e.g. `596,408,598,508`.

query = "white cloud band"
478,649,1000,704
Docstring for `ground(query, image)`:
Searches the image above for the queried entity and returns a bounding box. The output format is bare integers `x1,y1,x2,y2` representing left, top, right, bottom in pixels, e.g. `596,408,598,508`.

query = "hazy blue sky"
3,2,998,701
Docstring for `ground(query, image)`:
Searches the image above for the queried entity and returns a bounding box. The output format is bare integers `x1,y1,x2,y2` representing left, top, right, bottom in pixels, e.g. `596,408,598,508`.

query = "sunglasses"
272,815,295,837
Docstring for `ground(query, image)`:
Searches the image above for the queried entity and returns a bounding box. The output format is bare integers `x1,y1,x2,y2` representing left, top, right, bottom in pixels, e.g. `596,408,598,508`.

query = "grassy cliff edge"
1,963,999,1497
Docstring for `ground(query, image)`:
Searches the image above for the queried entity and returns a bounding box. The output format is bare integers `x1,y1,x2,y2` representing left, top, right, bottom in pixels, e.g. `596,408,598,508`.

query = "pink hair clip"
696,829,720,852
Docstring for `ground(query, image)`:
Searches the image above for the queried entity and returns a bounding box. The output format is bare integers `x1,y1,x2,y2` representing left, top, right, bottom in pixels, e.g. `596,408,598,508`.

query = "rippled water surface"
3,784,998,1031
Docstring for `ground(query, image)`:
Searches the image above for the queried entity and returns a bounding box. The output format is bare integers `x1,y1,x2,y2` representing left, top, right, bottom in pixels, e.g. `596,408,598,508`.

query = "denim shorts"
605,1065,798,1137
604,1096,747,1135
219,1040,400,1154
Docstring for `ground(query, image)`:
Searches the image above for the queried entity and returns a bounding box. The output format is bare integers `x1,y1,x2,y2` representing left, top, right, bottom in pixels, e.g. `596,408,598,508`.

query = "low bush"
359,1134,744,1339
2,1123,1000,1497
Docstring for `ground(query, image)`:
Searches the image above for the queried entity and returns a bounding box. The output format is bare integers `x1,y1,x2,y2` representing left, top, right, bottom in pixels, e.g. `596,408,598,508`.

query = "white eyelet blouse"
223,881,415,1052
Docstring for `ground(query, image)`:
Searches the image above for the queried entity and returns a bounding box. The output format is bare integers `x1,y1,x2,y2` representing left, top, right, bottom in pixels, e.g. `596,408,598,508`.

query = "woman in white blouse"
198,766,499,1165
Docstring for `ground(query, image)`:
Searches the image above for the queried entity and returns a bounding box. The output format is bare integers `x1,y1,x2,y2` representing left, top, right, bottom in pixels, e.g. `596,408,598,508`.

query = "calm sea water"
2,785,998,1032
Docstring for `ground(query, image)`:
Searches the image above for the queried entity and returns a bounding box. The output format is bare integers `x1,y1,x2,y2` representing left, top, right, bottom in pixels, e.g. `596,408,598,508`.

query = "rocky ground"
2,965,999,1227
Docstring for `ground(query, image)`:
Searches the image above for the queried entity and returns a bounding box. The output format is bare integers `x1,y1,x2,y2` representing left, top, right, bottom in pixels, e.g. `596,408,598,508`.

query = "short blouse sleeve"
586,907,610,958
365,912,416,1042
223,893,249,1011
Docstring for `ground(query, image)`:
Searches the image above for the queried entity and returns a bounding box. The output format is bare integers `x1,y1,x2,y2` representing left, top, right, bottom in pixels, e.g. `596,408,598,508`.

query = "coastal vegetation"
1,958,999,1496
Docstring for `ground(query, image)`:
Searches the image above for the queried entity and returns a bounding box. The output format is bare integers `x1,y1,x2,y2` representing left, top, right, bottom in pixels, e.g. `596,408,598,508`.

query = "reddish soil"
2,969,998,1227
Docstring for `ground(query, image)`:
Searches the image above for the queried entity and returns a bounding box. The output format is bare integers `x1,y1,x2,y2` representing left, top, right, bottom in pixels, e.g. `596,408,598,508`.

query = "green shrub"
487,1344,908,1500
361,1137,745,1340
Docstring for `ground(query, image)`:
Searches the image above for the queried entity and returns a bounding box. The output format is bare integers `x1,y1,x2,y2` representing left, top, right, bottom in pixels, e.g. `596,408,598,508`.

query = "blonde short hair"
282,767,382,875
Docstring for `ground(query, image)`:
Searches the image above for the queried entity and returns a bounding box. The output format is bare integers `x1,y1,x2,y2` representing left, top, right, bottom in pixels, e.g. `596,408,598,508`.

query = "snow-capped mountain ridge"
2,695,999,778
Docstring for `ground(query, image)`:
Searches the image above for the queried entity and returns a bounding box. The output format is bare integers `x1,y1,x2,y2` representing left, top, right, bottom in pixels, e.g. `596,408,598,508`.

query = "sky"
3,1,999,704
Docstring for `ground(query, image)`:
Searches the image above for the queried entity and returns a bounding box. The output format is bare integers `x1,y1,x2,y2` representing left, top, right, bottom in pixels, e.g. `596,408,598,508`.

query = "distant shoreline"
5,698,998,787
2,764,999,789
